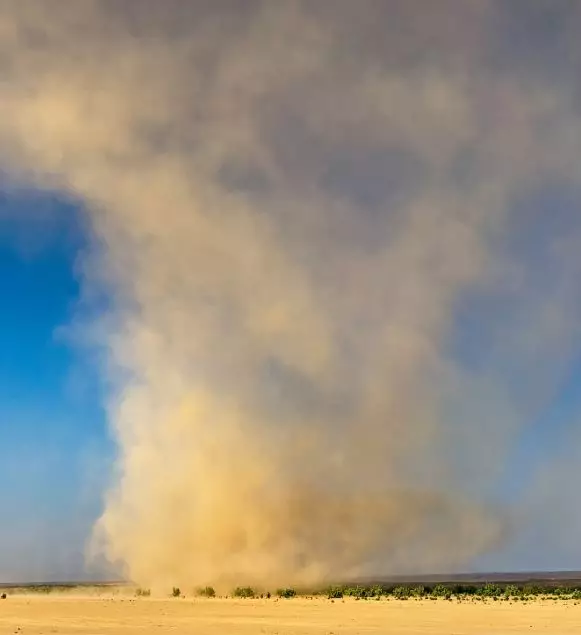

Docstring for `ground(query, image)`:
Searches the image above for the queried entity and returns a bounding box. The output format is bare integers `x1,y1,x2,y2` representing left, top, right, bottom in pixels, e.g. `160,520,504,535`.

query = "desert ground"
1,595,580,635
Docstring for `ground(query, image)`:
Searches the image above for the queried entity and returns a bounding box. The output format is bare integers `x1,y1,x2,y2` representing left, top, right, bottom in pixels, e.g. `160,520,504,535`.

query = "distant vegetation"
199,582,581,601
327,585,344,599
277,588,297,598
316,582,581,601
233,586,256,598
135,587,151,597
197,586,216,598
0,583,130,597
2,580,580,602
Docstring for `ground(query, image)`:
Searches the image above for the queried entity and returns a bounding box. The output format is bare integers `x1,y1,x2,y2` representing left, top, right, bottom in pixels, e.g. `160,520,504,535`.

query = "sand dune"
1,596,580,635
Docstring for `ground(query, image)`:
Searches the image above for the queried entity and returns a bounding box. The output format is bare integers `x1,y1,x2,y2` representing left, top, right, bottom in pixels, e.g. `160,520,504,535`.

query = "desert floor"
1,596,580,635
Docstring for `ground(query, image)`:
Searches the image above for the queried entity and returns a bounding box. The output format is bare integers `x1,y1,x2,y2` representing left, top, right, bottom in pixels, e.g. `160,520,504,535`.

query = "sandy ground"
1,596,580,635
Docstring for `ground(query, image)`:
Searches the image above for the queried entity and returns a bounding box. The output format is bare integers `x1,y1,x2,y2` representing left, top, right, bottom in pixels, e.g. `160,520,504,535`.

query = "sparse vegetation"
410,585,425,598
504,585,520,599
326,586,344,599
277,588,296,598
310,582,581,602
233,587,255,598
431,584,452,599
1,580,580,603
197,586,216,598
344,585,369,598
478,583,502,598
392,586,412,600
135,588,151,597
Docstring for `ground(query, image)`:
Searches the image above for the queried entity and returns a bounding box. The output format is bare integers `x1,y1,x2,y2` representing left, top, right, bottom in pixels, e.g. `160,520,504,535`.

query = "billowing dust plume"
2,1,581,589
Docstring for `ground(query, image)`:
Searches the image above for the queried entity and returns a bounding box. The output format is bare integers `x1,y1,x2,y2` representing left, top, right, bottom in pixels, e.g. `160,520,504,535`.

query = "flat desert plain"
1,596,580,635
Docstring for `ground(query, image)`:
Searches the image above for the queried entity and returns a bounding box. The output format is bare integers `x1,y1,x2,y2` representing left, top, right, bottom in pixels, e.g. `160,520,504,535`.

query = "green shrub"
478,583,502,598
233,587,255,598
197,586,216,598
327,586,344,599
504,585,520,598
305,581,581,602
451,584,477,595
277,588,296,598
431,584,451,599
392,586,411,599
344,586,368,598
171,587,181,598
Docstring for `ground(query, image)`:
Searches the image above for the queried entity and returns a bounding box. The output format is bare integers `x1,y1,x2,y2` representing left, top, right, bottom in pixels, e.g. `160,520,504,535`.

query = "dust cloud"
1,1,581,589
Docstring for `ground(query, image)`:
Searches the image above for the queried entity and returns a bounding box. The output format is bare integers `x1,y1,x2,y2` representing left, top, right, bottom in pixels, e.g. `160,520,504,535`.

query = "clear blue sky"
0,191,114,582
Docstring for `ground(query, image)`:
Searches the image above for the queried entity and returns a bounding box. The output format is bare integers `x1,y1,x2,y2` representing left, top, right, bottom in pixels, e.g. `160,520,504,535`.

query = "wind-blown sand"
1,597,580,635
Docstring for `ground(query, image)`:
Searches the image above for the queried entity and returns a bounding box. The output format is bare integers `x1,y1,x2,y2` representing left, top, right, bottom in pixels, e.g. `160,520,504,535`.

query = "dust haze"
1,1,581,588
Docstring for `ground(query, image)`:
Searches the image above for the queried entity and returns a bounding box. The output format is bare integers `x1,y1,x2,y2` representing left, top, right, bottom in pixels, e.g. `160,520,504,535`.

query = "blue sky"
0,192,113,582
